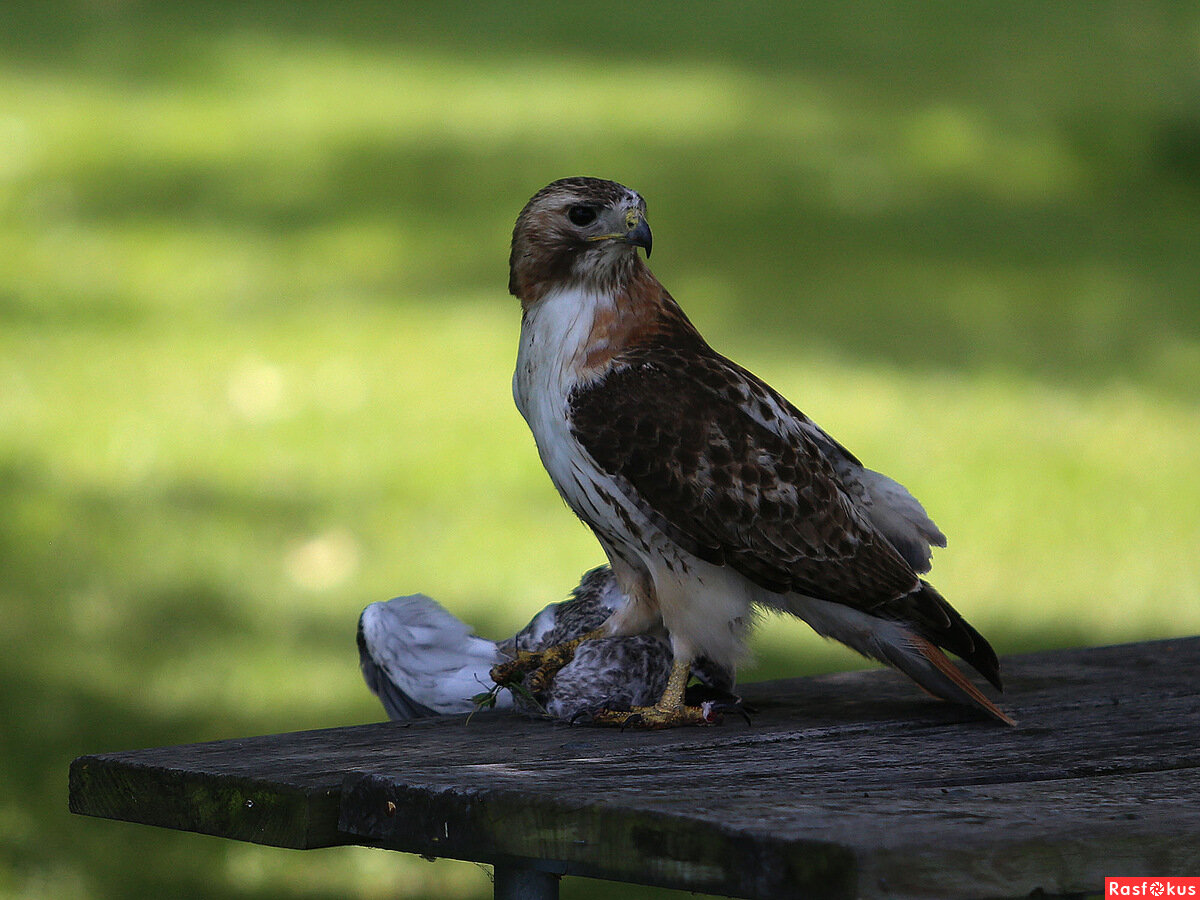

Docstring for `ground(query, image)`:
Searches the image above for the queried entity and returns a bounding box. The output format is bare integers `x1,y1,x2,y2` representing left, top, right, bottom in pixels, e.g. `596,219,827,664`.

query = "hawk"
496,176,1011,727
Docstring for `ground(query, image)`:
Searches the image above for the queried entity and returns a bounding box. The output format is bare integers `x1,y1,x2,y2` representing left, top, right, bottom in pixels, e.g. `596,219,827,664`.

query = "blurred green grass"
2,2,1199,898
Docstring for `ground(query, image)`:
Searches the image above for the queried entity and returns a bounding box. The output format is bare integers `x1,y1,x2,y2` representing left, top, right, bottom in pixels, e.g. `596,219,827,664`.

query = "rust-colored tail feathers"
777,586,1013,724
878,630,1016,726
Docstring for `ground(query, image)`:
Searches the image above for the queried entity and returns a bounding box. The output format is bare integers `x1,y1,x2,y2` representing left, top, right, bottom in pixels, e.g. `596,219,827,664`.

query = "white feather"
513,602,560,649
858,468,945,570
359,596,510,715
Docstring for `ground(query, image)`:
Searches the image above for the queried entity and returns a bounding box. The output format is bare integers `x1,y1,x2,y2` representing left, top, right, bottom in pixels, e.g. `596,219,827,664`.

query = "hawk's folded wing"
569,347,921,611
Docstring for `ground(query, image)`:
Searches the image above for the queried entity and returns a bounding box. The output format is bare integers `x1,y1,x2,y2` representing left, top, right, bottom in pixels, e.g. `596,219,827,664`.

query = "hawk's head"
509,177,652,306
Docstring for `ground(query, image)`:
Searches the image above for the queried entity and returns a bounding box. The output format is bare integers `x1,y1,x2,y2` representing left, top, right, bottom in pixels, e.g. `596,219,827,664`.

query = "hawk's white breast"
512,285,616,520
512,283,663,562
512,285,756,669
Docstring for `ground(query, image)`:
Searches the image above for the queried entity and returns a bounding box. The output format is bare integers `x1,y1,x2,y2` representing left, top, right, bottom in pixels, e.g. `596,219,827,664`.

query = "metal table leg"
493,861,560,899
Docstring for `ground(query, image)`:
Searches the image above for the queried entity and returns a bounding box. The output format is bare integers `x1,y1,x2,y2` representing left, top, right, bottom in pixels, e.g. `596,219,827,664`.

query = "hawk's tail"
877,580,1003,690
784,590,1014,726
873,627,1015,726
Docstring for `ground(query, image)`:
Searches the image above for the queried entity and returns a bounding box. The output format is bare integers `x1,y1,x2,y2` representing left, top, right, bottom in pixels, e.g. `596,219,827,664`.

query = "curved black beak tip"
627,218,653,258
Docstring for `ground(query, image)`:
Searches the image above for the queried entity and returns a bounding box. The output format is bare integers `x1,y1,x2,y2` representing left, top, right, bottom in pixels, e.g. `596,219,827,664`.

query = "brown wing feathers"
570,344,1002,690
570,354,920,609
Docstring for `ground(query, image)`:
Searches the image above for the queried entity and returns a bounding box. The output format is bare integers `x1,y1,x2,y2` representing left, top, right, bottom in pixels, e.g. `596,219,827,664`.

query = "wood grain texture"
70,637,1200,899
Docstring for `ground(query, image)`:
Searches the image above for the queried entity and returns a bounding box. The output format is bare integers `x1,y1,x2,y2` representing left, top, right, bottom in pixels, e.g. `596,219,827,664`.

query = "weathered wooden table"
70,637,1200,899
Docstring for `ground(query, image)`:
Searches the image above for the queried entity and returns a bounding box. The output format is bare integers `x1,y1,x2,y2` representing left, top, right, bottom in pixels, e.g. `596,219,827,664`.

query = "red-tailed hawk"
497,176,1011,727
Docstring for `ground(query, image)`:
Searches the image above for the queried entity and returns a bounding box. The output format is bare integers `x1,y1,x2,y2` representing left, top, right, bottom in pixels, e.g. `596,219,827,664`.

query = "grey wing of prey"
357,566,734,721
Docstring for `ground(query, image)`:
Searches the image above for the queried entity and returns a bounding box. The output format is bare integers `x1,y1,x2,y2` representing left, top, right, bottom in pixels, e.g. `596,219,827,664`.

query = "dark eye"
567,205,597,226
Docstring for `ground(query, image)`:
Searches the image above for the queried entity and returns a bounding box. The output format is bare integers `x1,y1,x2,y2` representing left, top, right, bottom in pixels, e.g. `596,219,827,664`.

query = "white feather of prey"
358,595,507,718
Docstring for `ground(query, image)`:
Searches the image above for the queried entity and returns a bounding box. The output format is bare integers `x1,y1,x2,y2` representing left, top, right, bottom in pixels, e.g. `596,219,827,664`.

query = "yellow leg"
655,656,691,711
583,654,718,729
493,638,744,730
489,627,608,690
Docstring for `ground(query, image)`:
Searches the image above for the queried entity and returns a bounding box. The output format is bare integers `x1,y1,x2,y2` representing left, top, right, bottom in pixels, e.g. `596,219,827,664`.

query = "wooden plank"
340,769,1200,899
69,736,348,849
70,637,1200,898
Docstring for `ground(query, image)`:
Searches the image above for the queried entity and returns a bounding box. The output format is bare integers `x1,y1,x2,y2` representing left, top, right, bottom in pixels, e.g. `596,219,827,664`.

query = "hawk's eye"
567,205,597,227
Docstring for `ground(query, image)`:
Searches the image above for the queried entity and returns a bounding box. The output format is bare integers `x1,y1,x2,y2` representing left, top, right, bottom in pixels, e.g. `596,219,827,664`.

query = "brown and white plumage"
507,176,1010,725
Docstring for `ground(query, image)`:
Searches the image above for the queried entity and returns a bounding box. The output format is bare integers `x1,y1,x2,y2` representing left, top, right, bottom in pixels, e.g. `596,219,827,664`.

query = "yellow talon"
488,628,607,692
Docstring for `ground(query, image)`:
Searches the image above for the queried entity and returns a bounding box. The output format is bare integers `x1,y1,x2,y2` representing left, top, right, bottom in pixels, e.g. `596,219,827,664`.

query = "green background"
2,2,1198,897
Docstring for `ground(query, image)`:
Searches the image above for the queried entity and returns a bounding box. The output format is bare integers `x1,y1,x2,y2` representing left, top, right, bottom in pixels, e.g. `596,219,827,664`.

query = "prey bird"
358,566,738,722
495,176,1012,728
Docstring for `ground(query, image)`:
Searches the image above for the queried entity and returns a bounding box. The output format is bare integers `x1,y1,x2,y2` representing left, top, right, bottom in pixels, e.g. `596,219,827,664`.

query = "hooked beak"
624,215,653,258
585,208,653,257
